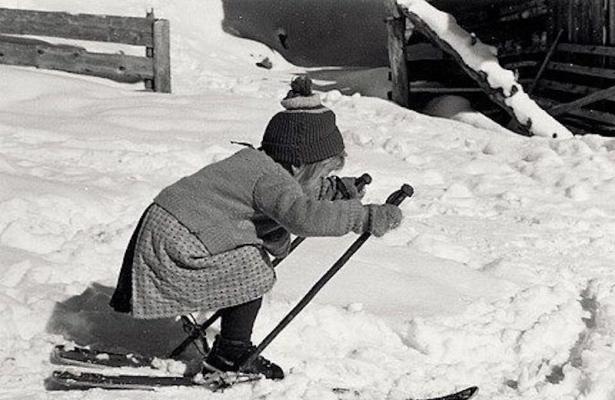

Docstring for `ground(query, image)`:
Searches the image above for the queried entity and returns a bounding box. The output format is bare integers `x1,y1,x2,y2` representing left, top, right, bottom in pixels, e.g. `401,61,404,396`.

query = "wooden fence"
386,0,615,135
0,8,171,93
551,0,613,45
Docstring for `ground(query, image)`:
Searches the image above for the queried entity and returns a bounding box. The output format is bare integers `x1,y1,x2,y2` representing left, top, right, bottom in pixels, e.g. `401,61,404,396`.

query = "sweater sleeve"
254,170,366,237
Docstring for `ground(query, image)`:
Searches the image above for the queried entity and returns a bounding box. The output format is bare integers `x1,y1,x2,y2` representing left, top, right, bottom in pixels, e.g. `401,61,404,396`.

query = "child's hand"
364,204,402,237
261,227,291,258
334,177,366,200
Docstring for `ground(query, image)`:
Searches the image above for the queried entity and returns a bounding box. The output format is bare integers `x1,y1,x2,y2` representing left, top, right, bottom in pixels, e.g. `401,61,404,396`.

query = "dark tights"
218,297,262,342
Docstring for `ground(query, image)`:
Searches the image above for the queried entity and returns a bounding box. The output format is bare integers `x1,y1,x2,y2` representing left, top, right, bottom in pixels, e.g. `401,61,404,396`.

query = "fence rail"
0,7,170,92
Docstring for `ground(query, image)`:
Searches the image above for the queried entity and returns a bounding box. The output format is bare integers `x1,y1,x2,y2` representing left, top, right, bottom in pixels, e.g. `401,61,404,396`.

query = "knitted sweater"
154,148,365,255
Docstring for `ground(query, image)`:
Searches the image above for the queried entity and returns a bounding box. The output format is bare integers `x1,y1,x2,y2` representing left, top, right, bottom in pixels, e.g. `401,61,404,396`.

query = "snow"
1,1,615,400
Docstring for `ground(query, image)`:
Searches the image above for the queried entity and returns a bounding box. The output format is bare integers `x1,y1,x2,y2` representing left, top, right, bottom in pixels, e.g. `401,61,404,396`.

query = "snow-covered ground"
1,1,615,400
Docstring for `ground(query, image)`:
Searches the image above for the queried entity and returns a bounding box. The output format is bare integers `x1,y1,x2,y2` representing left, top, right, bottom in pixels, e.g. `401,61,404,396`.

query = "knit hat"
261,76,345,166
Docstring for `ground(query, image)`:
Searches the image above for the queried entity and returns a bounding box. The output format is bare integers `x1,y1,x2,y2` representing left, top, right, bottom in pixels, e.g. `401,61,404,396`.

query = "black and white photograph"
1,1,614,399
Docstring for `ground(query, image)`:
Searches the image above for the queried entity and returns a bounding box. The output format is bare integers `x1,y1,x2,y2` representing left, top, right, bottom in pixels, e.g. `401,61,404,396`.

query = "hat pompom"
289,76,312,97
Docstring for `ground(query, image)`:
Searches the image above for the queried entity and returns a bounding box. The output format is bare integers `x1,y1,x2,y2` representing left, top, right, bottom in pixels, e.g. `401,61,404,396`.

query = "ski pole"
167,173,372,359
240,183,414,370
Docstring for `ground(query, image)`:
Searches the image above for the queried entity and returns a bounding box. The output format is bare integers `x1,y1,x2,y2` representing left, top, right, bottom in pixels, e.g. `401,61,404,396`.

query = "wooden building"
388,0,615,135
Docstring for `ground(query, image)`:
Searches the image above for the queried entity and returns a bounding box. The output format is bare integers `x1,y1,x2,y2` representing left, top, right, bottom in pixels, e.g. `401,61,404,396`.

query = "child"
110,76,402,380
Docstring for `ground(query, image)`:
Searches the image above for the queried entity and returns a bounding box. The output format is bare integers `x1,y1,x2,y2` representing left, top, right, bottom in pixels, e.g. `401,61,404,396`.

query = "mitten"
261,227,291,258
334,177,366,200
319,176,366,200
363,204,402,237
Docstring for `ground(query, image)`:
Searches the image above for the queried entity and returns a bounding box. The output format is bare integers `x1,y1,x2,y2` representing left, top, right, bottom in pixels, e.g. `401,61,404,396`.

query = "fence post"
610,0,615,45
385,2,410,108
144,9,155,91
153,19,171,93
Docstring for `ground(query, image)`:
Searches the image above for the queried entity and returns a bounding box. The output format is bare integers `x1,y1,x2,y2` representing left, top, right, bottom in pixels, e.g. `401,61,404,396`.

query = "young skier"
109,76,403,380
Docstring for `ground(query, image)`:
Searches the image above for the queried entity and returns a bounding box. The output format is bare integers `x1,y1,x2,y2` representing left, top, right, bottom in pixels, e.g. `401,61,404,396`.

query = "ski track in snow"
1,1,615,400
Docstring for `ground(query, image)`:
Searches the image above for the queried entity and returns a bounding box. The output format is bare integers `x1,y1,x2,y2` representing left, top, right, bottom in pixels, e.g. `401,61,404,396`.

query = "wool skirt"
129,204,276,319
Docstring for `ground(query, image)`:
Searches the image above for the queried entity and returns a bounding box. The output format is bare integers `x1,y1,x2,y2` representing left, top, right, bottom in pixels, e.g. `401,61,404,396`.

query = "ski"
47,369,478,400
46,370,261,391
333,385,478,400
51,345,156,369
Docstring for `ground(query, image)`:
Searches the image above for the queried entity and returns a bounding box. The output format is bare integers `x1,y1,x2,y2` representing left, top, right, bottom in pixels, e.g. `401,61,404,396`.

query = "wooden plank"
0,39,37,65
574,0,590,43
584,0,604,44
566,109,615,126
144,10,155,91
0,40,153,82
557,43,615,57
528,29,564,95
550,0,567,41
611,0,615,46
152,19,171,93
598,0,607,44
548,85,615,115
537,79,612,97
502,60,539,69
538,96,615,125
548,61,615,79
385,9,410,107
0,34,85,50
458,0,548,29
498,43,548,58
577,0,604,45
498,0,549,22
0,7,153,46
565,0,574,43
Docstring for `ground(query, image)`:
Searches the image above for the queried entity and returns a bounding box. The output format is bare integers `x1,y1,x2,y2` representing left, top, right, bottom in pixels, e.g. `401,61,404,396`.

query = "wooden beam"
557,43,615,57
537,79,612,98
458,0,549,29
0,40,153,82
498,44,548,58
528,29,564,95
548,61,615,79
0,34,84,50
611,0,615,46
0,7,153,46
538,96,615,126
385,9,410,107
548,85,615,116
152,19,171,93
502,60,539,69
498,0,550,22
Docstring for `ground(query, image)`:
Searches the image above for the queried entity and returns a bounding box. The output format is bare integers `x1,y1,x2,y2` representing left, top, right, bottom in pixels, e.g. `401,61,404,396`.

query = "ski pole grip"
355,173,372,192
385,184,414,206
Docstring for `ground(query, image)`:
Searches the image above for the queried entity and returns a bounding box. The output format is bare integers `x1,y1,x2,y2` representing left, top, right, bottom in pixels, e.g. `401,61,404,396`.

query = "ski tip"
45,372,81,391
446,386,478,400
459,386,479,399
417,385,479,400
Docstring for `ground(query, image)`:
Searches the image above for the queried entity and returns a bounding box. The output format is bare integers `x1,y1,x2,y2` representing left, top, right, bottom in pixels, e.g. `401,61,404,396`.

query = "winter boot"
203,335,284,380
